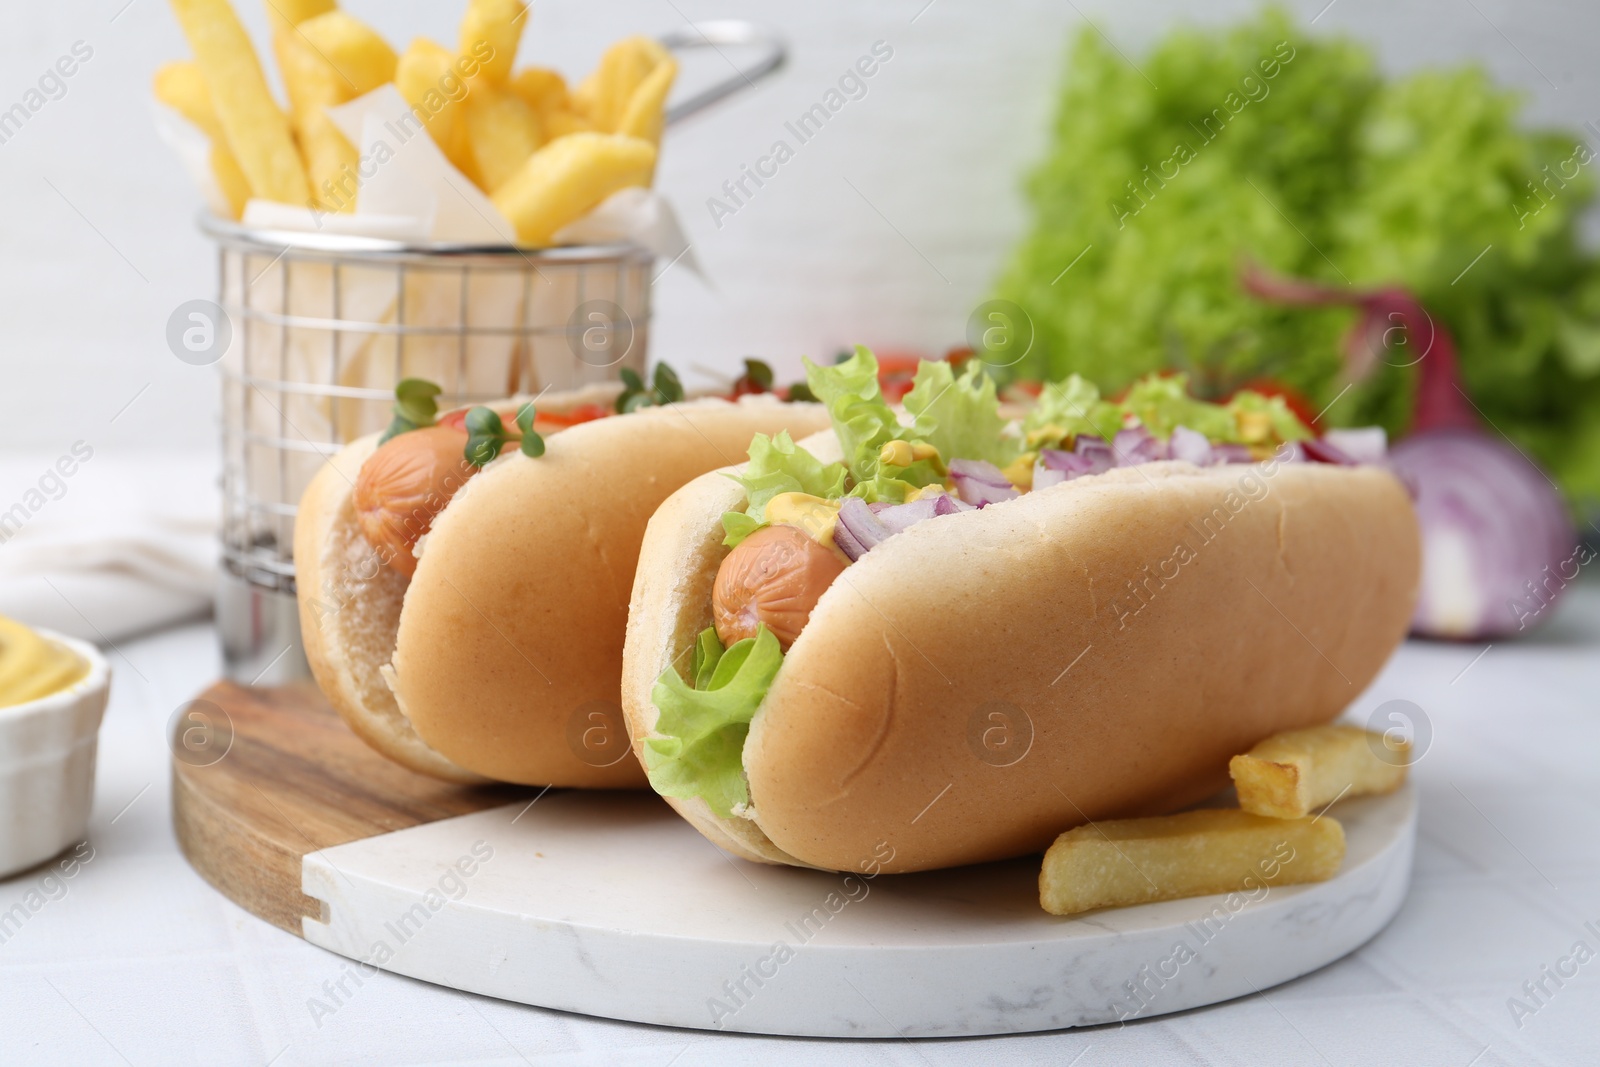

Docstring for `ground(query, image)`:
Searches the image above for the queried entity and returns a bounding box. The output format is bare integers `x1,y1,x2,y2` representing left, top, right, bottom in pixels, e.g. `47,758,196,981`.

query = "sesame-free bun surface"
296,434,484,782
623,455,1420,872
297,384,625,782
296,387,829,785
391,396,831,785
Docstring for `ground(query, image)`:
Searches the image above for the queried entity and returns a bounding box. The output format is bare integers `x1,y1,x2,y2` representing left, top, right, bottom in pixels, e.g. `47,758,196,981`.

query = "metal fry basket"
210,228,655,684
204,20,787,685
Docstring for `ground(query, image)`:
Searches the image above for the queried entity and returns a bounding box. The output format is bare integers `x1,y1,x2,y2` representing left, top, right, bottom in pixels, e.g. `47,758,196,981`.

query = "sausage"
712,524,846,650
353,425,478,577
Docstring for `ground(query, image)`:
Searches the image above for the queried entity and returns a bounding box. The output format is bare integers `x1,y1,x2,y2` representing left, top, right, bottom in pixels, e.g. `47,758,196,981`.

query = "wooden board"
171,681,531,933
170,682,1418,1036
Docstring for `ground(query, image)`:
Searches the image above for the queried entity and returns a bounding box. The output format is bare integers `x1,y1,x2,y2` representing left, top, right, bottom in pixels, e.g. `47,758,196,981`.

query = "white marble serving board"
300,785,1416,1038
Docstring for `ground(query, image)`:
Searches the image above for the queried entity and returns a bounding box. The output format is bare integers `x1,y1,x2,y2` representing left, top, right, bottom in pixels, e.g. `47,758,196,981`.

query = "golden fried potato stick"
491,132,655,246
458,0,527,84
210,142,252,217
273,31,353,210
510,67,567,111
153,60,250,218
574,36,671,133
1039,809,1346,916
396,38,480,187
1230,724,1409,820
512,68,592,140
154,60,222,138
463,83,543,193
273,13,395,212
264,0,334,36
615,55,676,149
295,11,398,97
169,0,310,205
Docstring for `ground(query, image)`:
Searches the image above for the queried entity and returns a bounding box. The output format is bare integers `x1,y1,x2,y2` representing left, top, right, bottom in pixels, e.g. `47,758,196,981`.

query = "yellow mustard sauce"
765,492,841,546
0,616,88,710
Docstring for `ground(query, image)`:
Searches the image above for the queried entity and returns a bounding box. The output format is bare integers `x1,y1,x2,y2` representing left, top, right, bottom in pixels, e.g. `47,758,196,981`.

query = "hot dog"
295,373,830,785
621,349,1420,872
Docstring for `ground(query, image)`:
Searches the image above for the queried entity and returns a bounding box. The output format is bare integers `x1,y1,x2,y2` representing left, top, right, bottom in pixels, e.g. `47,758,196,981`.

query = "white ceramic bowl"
0,631,110,879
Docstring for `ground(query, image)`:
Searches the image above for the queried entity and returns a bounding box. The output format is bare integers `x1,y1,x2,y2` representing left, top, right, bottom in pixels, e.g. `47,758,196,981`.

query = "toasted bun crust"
296,434,485,782
390,397,832,785
623,454,1420,872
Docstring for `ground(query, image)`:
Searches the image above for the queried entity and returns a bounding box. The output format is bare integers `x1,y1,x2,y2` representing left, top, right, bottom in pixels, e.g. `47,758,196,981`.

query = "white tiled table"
3,586,1597,1067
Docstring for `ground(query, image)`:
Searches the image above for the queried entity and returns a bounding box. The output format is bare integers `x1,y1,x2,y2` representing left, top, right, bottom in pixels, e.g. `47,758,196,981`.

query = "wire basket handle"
659,20,786,126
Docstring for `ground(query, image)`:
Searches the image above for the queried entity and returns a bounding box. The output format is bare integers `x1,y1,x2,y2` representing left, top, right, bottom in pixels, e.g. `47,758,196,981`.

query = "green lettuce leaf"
643,626,784,818
996,7,1600,511
1024,373,1119,446
904,360,1024,467
720,431,848,547
1120,374,1243,441
802,346,905,483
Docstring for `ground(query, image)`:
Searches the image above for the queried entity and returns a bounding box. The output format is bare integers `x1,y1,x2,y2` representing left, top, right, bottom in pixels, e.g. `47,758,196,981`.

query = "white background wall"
1,0,1595,456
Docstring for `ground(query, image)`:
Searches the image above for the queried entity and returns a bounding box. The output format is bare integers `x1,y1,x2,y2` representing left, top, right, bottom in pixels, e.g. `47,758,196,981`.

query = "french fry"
574,36,671,133
295,11,398,97
264,0,335,35
274,14,393,212
396,38,480,186
491,132,656,246
510,67,568,112
154,61,221,138
211,141,252,217
458,0,527,84
154,61,250,218
541,108,595,140
1230,724,1409,820
1039,809,1346,917
169,0,310,205
615,55,676,149
463,83,543,193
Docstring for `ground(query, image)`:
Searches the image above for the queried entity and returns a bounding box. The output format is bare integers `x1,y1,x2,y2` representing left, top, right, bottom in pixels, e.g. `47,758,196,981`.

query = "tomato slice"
533,403,611,428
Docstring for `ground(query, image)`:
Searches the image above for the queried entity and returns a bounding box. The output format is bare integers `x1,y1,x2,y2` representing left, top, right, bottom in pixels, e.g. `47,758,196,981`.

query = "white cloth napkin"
0,452,216,644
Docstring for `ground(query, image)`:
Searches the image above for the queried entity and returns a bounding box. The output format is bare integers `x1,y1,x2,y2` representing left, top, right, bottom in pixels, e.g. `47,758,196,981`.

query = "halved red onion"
1323,427,1387,465
949,458,1020,508
1168,425,1213,466
1113,426,1167,465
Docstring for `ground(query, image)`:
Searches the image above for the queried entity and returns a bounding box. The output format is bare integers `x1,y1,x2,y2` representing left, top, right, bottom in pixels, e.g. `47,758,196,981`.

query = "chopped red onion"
1323,427,1387,465
833,491,971,562
1212,443,1253,464
1302,436,1358,466
876,495,942,532
1034,438,1117,490
833,496,888,562
949,458,1020,508
1168,425,1214,466
1113,426,1167,464
1074,435,1116,467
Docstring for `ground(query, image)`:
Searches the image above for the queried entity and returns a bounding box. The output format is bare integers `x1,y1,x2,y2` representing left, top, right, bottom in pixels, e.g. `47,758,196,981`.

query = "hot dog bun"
297,389,831,785
622,448,1420,872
